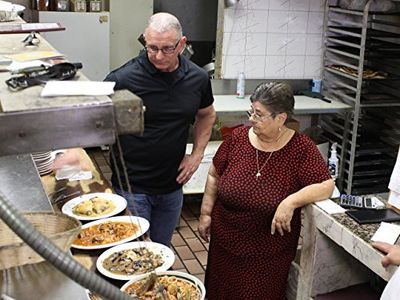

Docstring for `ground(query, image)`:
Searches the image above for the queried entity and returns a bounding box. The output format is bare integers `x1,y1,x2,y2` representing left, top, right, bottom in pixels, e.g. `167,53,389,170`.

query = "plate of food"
71,216,149,250
96,241,175,281
62,193,127,221
120,271,205,300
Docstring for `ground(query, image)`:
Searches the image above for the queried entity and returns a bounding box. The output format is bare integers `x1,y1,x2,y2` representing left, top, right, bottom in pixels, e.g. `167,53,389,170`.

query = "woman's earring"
278,127,282,132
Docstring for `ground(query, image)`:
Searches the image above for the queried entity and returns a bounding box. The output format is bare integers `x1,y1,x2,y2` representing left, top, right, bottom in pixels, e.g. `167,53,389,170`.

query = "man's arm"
176,104,216,184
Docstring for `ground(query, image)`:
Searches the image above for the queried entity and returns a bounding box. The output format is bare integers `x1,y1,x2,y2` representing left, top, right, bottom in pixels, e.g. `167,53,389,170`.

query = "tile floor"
88,147,209,283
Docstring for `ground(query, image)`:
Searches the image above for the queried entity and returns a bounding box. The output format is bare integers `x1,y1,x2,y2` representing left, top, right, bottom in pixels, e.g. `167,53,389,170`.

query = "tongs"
6,62,83,91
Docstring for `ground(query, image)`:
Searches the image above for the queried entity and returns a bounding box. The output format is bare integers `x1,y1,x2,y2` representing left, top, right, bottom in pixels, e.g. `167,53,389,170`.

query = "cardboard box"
286,118,300,132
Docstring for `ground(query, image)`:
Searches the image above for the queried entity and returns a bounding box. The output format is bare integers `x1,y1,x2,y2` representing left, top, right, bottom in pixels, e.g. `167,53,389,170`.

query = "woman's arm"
271,178,335,236
198,164,220,242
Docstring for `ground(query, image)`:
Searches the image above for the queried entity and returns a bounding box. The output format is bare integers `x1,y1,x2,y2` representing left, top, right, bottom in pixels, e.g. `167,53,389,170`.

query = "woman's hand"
198,214,212,242
271,198,296,236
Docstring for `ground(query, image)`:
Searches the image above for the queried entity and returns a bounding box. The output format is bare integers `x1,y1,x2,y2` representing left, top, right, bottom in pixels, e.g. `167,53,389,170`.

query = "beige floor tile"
194,273,205,283
177,226,196,239
187,219,199,231
175,245,195,260
195,250,208,266
183,259,204,275
171,233,186,247
181,208,197,221
171,256,184,270
186,237,206,252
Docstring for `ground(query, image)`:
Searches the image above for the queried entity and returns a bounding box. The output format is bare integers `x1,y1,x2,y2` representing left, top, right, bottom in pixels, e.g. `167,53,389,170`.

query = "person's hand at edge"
372,241,400,267
198,214,211,242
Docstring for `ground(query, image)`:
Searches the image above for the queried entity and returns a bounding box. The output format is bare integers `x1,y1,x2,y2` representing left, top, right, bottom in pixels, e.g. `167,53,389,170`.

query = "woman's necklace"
255,127,287,179
256,150,273,179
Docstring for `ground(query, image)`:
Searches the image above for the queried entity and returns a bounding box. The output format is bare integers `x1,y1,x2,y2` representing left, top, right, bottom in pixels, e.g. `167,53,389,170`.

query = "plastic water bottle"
328,142,339,181
236,72,245,99
312,79,322,93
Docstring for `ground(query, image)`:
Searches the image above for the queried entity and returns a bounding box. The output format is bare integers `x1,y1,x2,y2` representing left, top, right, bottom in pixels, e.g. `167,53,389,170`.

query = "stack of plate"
32,151,54,176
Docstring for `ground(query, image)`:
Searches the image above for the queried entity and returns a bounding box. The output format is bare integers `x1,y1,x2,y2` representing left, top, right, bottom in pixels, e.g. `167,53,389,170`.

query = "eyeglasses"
145,40,180,55
246,109,274,122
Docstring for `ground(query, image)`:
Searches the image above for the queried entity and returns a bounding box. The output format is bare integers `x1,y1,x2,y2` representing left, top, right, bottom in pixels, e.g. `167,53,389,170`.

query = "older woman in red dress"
198,82,334,300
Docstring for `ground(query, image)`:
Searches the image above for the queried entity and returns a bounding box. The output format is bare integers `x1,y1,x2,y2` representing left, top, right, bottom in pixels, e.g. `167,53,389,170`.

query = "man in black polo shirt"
105,12,216,246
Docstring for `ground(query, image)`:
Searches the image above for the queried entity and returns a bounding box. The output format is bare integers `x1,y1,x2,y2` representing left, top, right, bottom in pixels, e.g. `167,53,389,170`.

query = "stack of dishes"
32,151,54,176
62,192,205,299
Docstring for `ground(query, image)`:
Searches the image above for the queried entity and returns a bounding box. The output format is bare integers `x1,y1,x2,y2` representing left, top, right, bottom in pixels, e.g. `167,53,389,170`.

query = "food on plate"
72,196,116,217
103,247,164,275
123,273,201,300
74,221,139,246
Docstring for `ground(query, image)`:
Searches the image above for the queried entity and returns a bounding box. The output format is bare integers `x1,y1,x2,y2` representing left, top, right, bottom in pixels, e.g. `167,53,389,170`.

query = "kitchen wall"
154,0,218,67
220,0,325,79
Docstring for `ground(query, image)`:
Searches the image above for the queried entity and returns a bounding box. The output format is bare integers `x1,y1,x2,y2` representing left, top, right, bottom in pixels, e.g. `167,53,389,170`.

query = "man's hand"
176,153,202,184
372,241,400,267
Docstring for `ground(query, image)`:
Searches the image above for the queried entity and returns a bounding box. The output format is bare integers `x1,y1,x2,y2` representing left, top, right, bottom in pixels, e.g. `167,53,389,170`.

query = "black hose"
0,192,135,300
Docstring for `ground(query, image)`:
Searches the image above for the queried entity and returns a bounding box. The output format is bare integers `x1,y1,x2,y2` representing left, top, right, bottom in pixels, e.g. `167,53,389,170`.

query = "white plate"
62,192,127,221
120,271,205,300
96,241,175,281
71,216,149,250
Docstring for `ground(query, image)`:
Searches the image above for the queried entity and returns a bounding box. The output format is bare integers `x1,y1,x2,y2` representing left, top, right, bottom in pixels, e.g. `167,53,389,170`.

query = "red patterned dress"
205,126,331,300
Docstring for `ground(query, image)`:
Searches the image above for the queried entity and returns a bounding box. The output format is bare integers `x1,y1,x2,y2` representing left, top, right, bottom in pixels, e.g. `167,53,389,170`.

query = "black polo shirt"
105,52,214,194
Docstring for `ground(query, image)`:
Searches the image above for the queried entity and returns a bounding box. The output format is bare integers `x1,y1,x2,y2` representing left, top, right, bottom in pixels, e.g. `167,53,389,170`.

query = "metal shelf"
321,2,400,194
329,7,364,16
326,46,361,60
324,66,359,81
328,26,362,38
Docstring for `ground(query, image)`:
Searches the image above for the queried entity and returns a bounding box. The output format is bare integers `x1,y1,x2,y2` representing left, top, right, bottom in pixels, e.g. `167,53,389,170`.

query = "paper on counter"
55,167,92,182
7,60,51,73
388,191,400,211
68,171,92,182
41,81,116,97
6,51,63,62
389,146,400,210
389,146,400,193
315,199,347,214
371,222,400,245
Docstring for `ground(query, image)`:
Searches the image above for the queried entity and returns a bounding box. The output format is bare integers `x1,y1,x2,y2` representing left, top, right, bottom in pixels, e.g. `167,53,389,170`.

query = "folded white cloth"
389,146,400,194
41,81,115,97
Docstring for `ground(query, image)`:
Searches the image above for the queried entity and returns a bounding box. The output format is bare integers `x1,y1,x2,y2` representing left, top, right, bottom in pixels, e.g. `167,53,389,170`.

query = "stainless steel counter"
0,154,51,211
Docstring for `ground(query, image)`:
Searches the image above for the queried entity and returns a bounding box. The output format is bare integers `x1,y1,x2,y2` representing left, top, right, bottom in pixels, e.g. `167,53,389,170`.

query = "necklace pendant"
256,172,261,179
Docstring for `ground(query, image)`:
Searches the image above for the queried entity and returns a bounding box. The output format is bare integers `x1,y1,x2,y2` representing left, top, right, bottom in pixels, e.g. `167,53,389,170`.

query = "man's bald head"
145,12,182,40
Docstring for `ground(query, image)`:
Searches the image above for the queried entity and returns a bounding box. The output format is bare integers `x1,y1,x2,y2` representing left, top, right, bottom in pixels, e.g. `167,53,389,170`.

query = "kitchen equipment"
203,62,215,77
0,1,24,22
0,212,81,270
224,0,240,8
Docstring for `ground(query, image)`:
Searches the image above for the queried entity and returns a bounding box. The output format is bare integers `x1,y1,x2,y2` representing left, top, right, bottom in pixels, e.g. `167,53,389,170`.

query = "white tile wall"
221,0,324,79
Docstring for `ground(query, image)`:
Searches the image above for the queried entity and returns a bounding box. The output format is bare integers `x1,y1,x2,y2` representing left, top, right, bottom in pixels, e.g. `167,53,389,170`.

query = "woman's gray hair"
250,82,295,121
146,12,183,40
